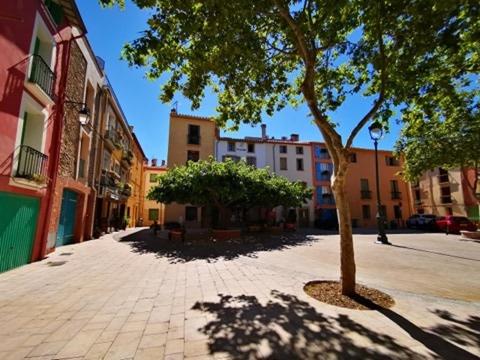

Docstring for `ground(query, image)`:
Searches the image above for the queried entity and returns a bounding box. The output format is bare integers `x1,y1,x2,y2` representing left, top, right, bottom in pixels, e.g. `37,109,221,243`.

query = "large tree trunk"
331,160,356,296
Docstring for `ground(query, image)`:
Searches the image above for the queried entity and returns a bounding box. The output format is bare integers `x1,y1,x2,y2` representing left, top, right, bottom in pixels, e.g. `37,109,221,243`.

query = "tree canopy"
99,0,479,294
396,96,480,200
147,158,312,213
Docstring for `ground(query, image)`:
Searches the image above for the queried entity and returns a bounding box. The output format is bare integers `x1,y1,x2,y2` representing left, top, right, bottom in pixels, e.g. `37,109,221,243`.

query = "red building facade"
0,0,86,272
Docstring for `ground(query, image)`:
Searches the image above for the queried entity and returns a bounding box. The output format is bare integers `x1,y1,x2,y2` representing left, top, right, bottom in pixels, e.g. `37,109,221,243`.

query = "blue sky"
78,1,403,161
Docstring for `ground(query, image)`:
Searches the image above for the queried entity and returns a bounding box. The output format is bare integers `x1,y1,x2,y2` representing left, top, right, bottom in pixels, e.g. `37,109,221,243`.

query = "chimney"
151,158,158,167
161,160,166,166
261,124,267,139
290,134,299,141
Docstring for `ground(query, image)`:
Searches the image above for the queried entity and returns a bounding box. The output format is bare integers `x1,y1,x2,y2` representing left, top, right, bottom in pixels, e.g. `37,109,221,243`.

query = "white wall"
216,140,268,168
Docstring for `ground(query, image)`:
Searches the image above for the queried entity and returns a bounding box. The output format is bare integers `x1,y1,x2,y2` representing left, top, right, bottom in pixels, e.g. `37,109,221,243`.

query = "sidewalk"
0,229,478,359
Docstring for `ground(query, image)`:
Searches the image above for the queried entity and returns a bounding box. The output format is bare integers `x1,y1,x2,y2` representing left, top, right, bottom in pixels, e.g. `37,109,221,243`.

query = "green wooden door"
0,192,40,273
56,190,78,247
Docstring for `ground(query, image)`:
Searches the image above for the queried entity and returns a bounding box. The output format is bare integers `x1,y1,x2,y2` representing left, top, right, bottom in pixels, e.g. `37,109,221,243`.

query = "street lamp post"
368,122,390,245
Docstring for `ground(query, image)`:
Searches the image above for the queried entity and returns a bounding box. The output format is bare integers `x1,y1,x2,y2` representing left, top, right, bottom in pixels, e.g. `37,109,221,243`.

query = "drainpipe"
38,31,86,260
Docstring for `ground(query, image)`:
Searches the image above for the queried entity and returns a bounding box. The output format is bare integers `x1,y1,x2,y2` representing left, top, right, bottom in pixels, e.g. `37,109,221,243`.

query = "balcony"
16,145,48,184
121,149,133,166
121,183,132,197
26,55,56,103
391,191,402,200
414,199,423,205
318,194,335,205
361,190,372,199
104,129,121,150
187,134,200,145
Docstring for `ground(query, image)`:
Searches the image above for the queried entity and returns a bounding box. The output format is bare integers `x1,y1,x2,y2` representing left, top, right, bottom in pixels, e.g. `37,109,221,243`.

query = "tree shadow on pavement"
192,291,432,360
427,309,480,352
119,229,319,263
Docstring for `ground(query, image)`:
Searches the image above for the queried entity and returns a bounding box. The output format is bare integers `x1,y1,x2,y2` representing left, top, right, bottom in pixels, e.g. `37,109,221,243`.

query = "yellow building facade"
142,161,167,226
126,132,147,227
164,110,217,226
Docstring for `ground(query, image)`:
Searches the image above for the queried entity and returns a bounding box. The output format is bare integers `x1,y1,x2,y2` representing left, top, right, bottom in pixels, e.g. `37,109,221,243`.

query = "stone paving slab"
0,228,478,359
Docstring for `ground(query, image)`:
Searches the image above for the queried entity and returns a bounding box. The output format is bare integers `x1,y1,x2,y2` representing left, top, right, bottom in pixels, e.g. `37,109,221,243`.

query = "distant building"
217,126,314,227
410,167,479,220
142,159,167,226
164,110,217,227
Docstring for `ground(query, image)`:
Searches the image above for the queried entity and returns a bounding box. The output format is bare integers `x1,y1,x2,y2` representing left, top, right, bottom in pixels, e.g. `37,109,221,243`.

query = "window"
187,150,200,163
438,168,449,183
149,174,157,182
228,142,235,152
247,143,255,153
394,205,402,219
185,206,198,221
148,209,159,221
279,145,287,154
314,146,329,159
280,157,287,170
187,124,200,144
296,146,304,155
246,156,256,167
385,156,399,166
390,180,401,199
316,162,332,181
362,205,371,219
348,153,357,163
316,186,334,204
102,150,111,170
296,158,304,171
360,179,371,199
440,186,452,204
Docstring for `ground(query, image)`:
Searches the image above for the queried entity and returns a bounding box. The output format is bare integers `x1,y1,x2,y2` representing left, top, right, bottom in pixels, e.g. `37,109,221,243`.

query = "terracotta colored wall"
345,148,412,228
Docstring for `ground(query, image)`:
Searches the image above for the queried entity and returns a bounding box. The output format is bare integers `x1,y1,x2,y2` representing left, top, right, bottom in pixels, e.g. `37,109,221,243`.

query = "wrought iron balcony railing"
16,145,48,181
29,55,55,100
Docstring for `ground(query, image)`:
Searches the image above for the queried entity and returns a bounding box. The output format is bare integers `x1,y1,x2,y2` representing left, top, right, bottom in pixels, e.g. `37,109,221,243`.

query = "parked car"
406,214,437,230
435,216,477,234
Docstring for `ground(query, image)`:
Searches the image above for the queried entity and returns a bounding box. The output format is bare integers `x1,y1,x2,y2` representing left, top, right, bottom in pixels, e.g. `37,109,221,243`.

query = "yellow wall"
143,166,167,226
126,138,146,227
165,111,216,225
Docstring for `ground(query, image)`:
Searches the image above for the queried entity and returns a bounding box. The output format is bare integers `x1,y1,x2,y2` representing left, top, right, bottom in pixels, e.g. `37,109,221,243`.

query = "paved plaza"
0,229,479,359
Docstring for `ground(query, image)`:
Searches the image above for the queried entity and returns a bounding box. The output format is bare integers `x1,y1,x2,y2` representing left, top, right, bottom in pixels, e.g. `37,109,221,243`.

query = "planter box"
461,230,480,240
212,229,241,241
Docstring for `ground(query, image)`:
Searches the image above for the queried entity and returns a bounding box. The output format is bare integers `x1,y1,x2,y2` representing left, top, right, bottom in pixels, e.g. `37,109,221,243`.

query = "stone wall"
59,41,87,178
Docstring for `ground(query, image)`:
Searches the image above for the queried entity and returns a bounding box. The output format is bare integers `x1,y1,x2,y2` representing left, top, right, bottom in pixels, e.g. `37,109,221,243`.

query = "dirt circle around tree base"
304,281,395,310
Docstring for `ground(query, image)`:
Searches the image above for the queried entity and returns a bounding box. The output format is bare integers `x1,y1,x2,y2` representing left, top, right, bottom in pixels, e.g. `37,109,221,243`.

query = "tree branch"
345,1,387,149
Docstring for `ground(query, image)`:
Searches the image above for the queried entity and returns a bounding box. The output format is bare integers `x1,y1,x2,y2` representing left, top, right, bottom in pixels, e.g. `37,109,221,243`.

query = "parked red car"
435,216,477,234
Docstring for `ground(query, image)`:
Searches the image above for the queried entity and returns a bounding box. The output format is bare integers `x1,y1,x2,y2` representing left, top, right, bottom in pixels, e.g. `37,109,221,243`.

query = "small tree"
148,158,312,227
101,0,478,295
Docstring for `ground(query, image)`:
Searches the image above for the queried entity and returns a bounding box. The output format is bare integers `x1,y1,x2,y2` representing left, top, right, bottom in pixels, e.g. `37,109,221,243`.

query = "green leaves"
147,157,312,209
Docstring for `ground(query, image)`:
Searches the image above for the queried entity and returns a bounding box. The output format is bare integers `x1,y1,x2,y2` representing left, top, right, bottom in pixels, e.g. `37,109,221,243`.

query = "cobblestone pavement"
0,228,479,359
